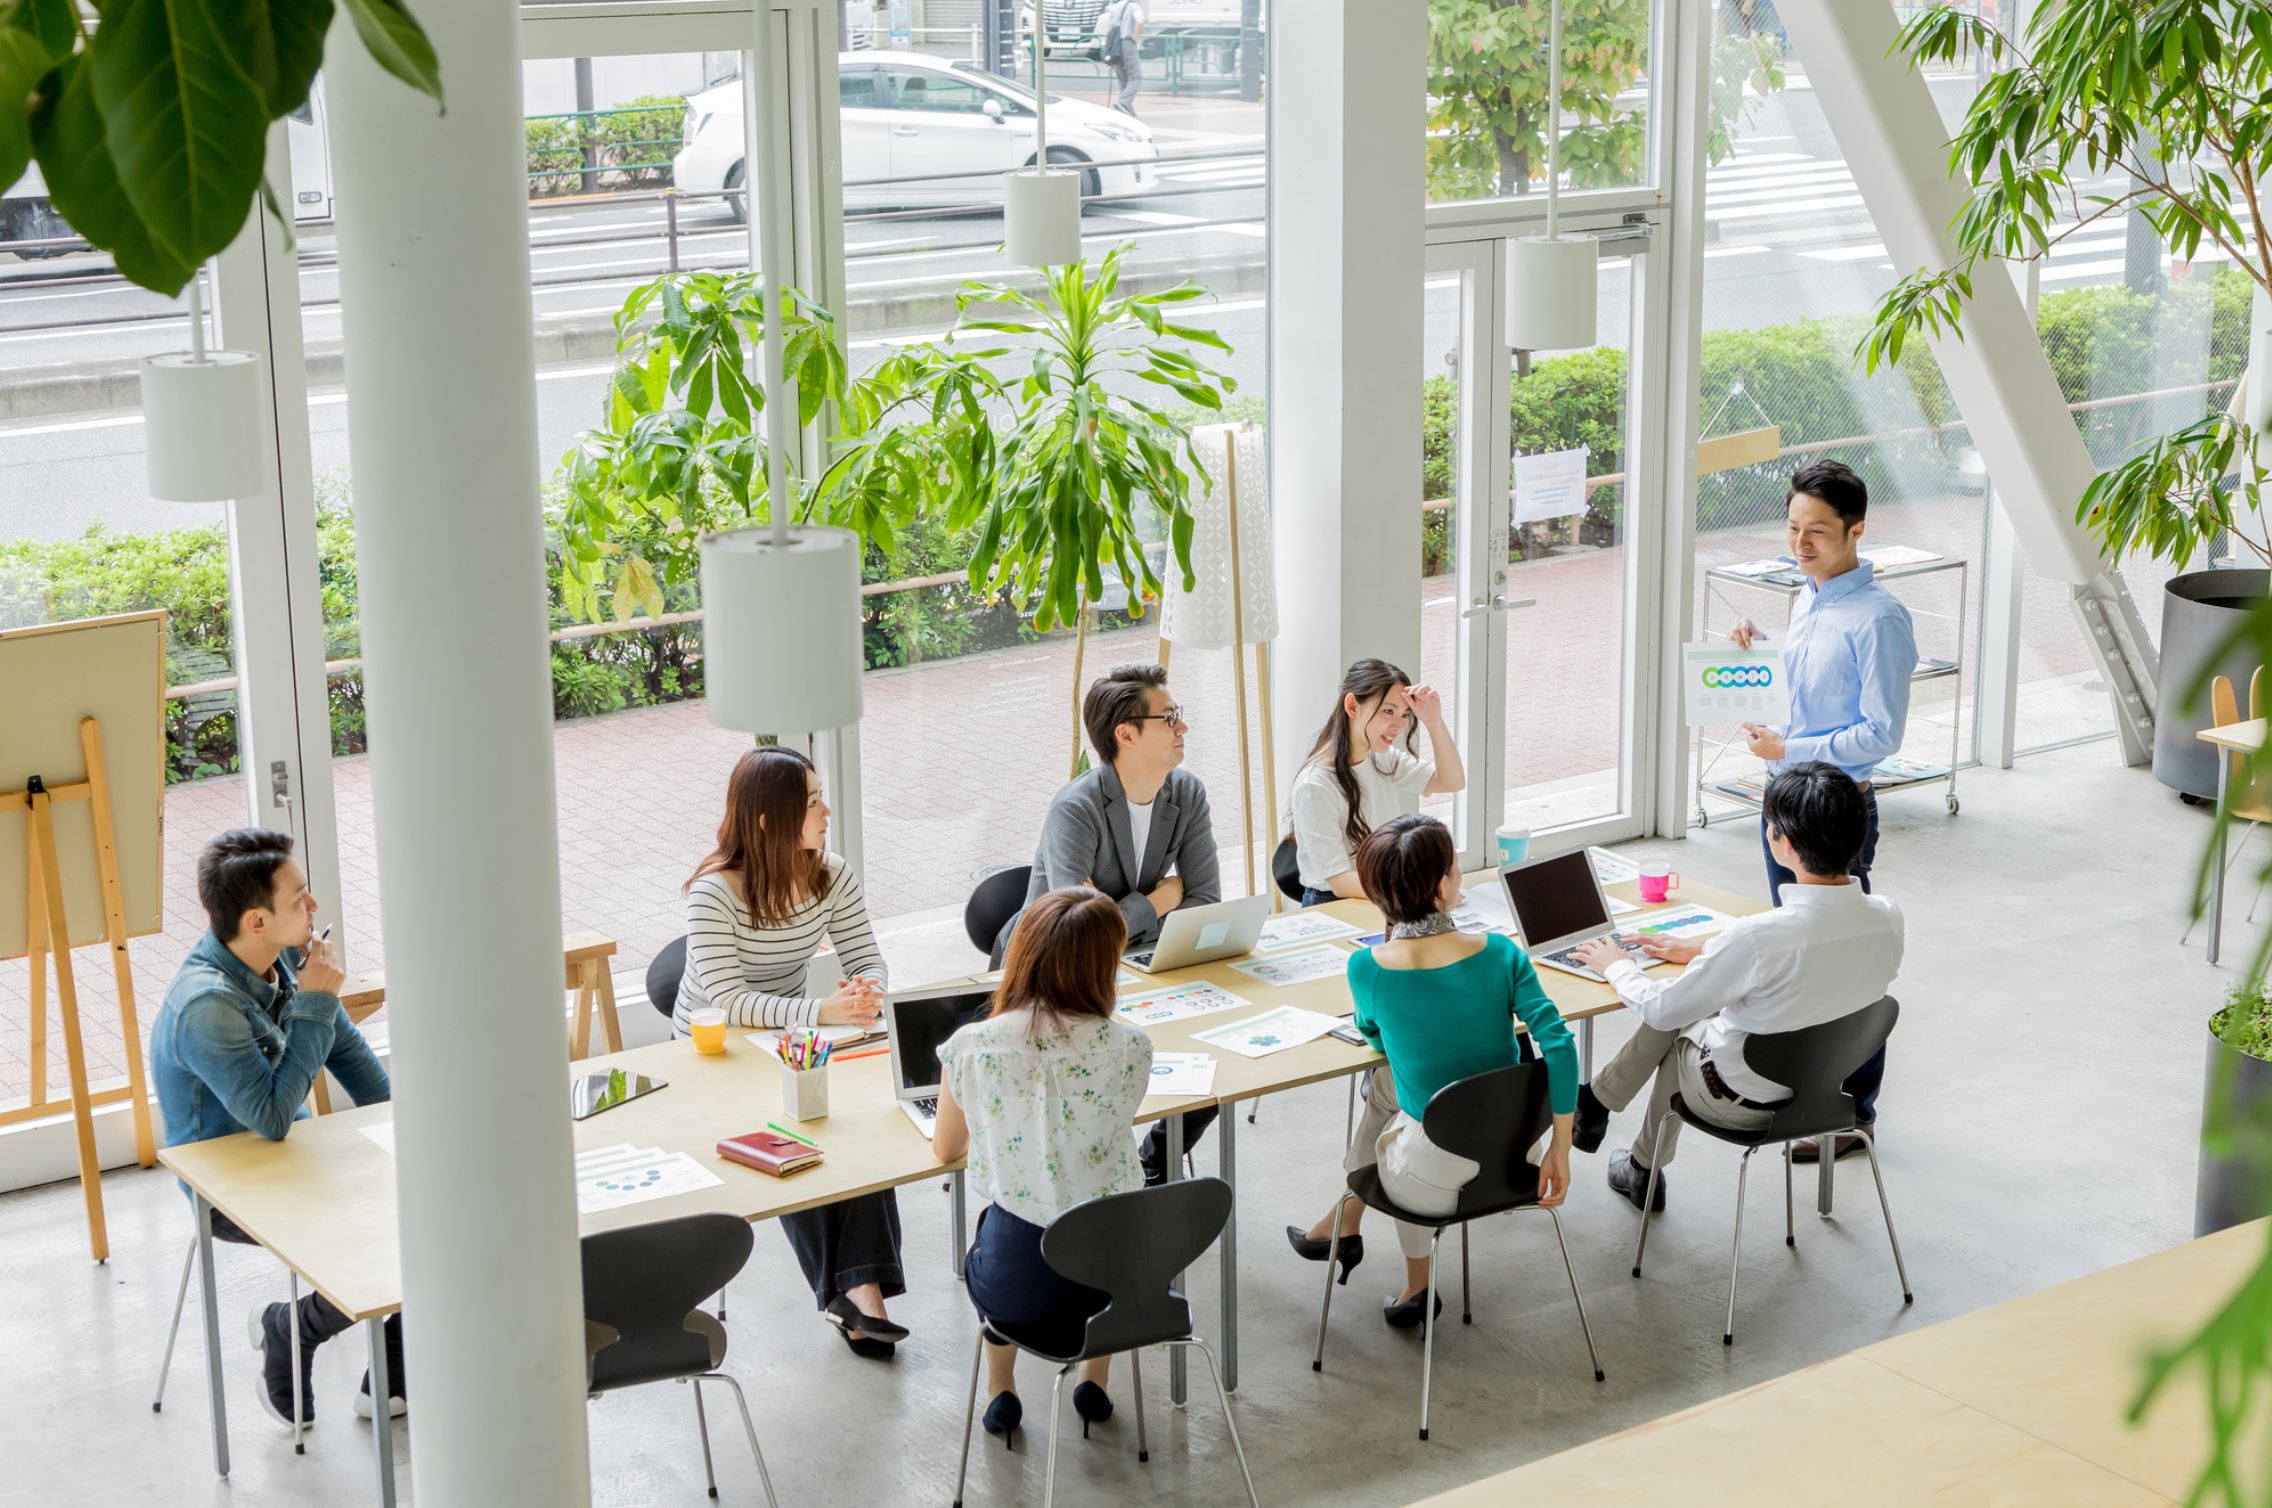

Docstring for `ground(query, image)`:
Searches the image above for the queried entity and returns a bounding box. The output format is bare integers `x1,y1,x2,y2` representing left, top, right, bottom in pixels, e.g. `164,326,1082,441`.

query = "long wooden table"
1411,1219,2272,1507
157,869,1764,1503
2198,716,2266,966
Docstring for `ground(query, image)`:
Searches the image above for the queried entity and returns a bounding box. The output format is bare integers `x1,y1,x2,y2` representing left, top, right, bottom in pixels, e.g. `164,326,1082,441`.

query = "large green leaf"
89,0,271,268
0,29,49,197
235,0,335,118
339,0,441,102
30,53,192,293
1,0,76,57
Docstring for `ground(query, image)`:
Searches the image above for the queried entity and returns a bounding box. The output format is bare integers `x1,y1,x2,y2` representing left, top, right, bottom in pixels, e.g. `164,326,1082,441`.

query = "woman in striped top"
678,747,908,1358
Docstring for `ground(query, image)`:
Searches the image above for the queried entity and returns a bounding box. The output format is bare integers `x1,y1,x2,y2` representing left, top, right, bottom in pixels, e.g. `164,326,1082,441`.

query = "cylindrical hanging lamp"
700,0,864,739
140,271,269,502
1505,0,1597,353
1004,15,1082,267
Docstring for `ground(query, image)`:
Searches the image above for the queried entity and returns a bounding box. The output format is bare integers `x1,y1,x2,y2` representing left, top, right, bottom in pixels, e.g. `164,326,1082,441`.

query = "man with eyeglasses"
995,661,1220,1182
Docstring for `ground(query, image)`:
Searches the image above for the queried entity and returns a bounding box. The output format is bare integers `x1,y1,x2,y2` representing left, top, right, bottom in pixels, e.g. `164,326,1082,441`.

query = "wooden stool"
313,932,623,1112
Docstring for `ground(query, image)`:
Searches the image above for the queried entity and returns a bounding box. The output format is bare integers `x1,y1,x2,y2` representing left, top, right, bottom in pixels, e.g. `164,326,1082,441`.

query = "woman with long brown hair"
931,888,1154,1450
679,746,907,1358
1288,658,1465,905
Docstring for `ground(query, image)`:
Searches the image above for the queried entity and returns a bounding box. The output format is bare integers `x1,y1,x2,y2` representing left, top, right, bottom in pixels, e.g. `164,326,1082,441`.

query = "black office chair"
1271,835,1304,905
964,864,1033,957
952,1179,1258,1508
1312,1061,1602,1441
583,1213,775,1505
645,936,688,1022
1630,996,1911,1347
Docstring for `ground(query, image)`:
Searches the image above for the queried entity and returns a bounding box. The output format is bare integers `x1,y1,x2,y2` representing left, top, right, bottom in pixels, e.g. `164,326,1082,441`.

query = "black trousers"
965,1204,1108,1359
779,1189,905,1309
212,1206,401,1385
1761,782,1885,1122
1140,1106,1220,1180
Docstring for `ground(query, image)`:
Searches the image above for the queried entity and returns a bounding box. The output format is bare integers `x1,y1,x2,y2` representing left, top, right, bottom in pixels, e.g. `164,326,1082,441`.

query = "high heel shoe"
1285,1225,1365,1285
824,1295,910,1344
1382,1288,1443,1330
1071,1381,1113,1439
982,1391,1022,1450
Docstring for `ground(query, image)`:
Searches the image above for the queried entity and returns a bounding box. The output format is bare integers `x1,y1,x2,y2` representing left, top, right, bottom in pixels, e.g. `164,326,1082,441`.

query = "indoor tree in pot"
1858,7,2272,1495
1859,0,2272,803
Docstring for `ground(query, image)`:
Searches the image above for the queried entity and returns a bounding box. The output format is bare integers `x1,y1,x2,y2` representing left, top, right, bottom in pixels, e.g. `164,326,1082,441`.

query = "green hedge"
3,267,2247,784
527,95,688,196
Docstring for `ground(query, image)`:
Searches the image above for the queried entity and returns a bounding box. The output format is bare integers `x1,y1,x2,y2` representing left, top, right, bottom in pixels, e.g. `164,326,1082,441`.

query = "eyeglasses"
1133,706,1188,727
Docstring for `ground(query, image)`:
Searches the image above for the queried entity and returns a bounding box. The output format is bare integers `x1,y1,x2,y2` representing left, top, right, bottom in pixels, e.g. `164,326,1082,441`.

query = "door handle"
1460,596,1538,619
892,126,920,137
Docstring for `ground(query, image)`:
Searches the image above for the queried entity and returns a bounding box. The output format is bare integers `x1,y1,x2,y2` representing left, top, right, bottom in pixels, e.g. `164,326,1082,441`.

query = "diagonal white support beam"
1778,0,2159,762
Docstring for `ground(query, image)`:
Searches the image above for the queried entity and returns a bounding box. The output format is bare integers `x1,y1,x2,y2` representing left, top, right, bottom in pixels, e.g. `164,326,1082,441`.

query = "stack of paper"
573,1143,724,1214
1231,945,1352,988
1145,1053,1217,1099
1192,1006,1340,1059
1116,981,1254,1027
1257,911,1362,951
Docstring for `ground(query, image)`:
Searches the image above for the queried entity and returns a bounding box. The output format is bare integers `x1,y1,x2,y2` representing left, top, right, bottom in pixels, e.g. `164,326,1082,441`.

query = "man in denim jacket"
151,828,399,1427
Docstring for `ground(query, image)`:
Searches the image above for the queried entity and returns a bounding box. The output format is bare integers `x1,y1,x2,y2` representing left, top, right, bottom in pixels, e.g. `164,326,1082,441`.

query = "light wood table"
1411,1220,2271,1507
2198,717,2266,966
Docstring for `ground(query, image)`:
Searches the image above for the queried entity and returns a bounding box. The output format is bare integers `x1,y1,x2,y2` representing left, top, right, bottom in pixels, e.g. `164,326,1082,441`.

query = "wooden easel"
2,716,159,1263
1159,426,1281,906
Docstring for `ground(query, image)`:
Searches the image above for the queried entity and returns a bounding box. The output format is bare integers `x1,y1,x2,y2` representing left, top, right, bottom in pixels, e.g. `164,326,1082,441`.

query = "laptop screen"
1499,850,1609,947
891,990,994,1093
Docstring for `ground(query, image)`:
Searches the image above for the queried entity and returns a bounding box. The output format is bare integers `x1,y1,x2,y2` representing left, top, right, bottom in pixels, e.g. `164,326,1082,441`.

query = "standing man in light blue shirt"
1728,458,1914,1158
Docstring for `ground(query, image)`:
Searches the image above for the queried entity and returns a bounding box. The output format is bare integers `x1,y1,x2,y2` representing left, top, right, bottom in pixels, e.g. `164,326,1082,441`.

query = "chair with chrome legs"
1312,1061,1603,1441
1629,995,1912,1347
952,1178,1259,1508
582,1212,777,1506
151,1230,311,1450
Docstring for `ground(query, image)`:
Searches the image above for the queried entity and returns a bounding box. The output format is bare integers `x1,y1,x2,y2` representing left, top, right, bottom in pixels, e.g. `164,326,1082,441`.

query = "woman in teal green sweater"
1286,814,1578,1326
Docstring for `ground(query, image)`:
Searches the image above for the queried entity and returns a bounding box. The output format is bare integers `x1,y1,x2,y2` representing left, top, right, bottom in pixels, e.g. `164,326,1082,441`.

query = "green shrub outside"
526,95,687,197
5,268,2248,785
2213,976,2272,1061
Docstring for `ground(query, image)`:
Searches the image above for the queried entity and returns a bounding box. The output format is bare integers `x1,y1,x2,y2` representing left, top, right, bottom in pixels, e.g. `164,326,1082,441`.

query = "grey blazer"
993,763,1221,964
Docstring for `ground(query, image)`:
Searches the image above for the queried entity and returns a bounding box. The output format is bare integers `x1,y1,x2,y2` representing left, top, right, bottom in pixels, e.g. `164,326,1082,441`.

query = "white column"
1267,0,1426,793
324,7,592,1505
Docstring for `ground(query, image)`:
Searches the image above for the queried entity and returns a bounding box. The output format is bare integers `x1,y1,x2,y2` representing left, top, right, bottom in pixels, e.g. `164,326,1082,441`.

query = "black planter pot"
2154,568,2271,801
2196,1023,2272,1235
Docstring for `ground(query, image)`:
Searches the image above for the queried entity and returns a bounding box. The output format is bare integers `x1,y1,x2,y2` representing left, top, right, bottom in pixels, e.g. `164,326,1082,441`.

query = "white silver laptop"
1124,891,1272,973
1500,850,1665,983
883,985,994,1139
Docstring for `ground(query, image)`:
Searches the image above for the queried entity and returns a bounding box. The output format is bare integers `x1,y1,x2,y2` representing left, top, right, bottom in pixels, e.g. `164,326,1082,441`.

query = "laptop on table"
1124,892,1272,973
1501,850,1667,983
884,985,996,1139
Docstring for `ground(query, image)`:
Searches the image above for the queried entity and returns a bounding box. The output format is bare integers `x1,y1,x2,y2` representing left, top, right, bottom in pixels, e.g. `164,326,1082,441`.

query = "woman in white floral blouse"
933,886,1155,1450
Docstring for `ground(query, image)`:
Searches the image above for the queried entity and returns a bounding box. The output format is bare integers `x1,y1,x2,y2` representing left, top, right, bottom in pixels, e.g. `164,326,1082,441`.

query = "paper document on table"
359,1122,395,1156
1229,945,1351,988
1623,906,1738,943
1514,446,1590,524
1193,1006,1341,1059
1587,846,1640,884
1684,642,1788,726
1606,894,1640,917
1145,1052,1218,1099
574,1145,724,1214
1860,545,1942,569
1257,911,1361,950
1116,980,1255,1027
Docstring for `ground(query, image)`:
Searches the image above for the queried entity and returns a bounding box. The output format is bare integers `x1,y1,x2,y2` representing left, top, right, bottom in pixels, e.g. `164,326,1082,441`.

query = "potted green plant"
2199,974,2272,1236
1859,1,2272,802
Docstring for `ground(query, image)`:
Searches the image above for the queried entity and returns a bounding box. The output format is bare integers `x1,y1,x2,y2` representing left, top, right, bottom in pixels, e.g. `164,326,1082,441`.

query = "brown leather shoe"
1789,1130,1870,1163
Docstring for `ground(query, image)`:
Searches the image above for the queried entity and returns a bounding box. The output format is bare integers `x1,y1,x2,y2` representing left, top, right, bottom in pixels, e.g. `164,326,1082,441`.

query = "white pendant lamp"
141,270,268,501
1505,0,1596,353
1005,21,1082,266
699,0,864,739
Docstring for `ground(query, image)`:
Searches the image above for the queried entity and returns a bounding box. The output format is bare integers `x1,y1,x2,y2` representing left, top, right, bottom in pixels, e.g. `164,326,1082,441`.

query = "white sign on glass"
1513,446,1590,524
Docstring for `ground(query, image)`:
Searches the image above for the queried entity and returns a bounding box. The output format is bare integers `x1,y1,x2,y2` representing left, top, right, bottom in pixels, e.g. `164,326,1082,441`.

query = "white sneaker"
354,1386,407,1421
246,1303,313,1429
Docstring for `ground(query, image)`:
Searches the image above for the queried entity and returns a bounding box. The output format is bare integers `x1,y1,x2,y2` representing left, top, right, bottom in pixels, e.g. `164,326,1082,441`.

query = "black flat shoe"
824,1295,910,1343
1382,1289,1443,1330
1072,1380,1113,1439
1285,1225,1365,1285
982,1390,1022,1449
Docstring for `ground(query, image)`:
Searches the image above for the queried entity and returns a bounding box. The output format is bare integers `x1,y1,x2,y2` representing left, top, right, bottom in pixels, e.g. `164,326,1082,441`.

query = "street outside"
0,59,2192,1107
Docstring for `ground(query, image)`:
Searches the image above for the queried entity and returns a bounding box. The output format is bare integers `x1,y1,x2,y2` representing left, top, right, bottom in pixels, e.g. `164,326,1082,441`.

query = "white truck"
3,93,336,259
1039,0,1256,60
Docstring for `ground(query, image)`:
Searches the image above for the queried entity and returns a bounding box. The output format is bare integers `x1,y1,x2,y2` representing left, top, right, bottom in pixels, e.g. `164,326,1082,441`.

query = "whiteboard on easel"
0,612,168,958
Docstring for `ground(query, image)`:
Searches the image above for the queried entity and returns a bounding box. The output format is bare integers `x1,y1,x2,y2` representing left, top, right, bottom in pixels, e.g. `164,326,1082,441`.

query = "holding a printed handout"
1283,815,1577,1329
1725,460,1914,1160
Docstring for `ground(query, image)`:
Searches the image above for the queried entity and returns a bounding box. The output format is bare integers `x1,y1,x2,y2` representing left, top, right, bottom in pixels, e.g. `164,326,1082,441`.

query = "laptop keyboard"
911,1096,937,1119
1126,951,1154,970
1544,942,1647,972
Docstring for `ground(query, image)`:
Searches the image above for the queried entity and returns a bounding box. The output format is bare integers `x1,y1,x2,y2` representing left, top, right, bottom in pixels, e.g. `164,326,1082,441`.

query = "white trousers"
1344,1067,1505,1260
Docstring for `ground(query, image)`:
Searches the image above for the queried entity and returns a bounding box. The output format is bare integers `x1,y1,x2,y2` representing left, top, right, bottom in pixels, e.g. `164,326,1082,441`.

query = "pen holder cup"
780,1062,829,1121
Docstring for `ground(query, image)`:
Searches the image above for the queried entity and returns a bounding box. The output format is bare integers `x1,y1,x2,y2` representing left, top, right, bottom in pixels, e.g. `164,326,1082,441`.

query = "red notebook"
717,1131,824,1177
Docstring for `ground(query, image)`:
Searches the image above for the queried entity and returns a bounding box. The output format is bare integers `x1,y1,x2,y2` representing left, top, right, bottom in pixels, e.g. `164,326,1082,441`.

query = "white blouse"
673,857,887,1033
939,1007,1154,1228
1290,746,1435,890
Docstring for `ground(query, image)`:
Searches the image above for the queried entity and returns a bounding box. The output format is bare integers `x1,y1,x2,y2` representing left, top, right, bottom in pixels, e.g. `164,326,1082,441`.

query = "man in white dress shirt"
1566,762,1904,1211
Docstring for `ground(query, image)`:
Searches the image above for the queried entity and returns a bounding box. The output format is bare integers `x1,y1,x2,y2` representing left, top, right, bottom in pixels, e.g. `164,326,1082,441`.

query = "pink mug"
1638,865,1679,904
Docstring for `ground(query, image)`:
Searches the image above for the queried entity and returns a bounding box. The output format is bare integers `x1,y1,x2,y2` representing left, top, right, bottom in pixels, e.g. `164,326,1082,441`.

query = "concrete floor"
0,739,2248,1506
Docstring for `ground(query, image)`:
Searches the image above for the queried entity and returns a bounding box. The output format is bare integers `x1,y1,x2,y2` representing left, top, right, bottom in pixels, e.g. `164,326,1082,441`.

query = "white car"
674,52,1157,218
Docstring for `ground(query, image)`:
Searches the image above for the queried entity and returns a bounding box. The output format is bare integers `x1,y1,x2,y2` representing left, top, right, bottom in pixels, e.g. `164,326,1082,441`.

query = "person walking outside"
1097,0,1146,115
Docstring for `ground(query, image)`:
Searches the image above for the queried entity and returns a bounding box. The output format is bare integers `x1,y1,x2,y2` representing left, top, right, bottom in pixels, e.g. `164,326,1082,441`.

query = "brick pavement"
0,495,2134,1108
